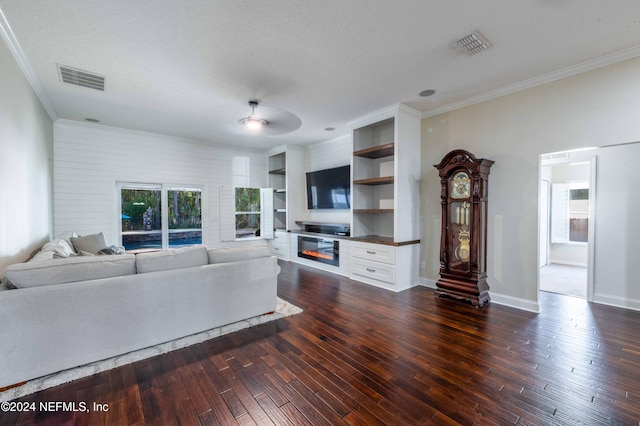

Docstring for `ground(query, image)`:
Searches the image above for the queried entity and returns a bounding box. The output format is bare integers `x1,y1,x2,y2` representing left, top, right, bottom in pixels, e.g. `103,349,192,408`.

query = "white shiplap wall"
53,120,267,247
302,134,352,224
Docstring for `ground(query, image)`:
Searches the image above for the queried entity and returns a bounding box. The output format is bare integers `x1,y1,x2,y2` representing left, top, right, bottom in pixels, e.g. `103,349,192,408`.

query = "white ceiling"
1,1,639,150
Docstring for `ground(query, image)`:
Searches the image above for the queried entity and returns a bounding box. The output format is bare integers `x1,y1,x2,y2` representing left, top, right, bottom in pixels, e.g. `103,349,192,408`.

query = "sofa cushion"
70,232,109,255
208,244,272,264
4,254,136,289
136,245,208,273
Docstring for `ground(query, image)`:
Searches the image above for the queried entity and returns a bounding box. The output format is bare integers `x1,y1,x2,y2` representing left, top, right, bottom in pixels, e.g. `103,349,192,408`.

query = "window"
219,186,273,241
235,187,261,239
118,183,203,251
551,183,588,244
569,188,588,242
168,187,203,247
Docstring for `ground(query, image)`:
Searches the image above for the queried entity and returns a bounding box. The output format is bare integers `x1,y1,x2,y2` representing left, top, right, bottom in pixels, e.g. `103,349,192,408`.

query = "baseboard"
418,277,437,289
547,261,588,267
490,293,541,313
593,293,640,312
419,278,541,312
421,278,638,313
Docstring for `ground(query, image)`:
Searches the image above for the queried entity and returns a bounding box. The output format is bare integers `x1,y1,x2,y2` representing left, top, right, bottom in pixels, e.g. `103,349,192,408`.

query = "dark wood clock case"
434,150,494,306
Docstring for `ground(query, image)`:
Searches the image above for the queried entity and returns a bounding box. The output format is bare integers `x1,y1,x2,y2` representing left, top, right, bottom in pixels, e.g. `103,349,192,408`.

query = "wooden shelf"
353,176,394,186
351,235,420,246
353,209,394,214
353,143,395,159
268,167,286,175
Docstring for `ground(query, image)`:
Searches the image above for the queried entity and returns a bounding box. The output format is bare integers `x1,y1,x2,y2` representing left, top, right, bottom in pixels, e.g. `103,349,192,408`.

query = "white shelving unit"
268,152,287,231
348,104,422,291
266,146,304,259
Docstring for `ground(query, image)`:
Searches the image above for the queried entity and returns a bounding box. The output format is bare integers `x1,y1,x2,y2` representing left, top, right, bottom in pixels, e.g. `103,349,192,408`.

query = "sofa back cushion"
136,245,208,273
208,243,272,264
4,254,136,288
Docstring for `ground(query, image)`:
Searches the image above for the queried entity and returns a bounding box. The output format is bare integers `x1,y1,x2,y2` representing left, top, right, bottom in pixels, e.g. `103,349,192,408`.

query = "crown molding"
422,45,640,119
0,6,57,122
348,103,421,129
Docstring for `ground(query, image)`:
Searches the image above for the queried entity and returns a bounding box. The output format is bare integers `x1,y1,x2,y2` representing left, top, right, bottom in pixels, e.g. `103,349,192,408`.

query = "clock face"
451,171,470,199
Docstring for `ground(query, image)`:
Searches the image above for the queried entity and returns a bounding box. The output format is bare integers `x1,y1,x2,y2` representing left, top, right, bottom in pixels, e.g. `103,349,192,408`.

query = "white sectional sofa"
0,241,279,389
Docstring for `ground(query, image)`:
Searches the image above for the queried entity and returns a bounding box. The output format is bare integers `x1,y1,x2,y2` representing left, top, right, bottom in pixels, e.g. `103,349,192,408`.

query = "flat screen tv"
306,165,351,209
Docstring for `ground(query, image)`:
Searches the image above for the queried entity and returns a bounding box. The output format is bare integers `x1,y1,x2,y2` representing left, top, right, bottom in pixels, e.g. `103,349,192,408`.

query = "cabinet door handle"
366,268,376,273
274,247,280,251
366,250,376,255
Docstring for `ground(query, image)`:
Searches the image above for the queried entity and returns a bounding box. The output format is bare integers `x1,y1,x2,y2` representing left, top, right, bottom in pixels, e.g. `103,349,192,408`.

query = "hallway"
540,263,587,298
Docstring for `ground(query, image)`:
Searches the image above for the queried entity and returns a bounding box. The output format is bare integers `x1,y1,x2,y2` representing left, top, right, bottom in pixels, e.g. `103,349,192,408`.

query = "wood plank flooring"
2,260,640,425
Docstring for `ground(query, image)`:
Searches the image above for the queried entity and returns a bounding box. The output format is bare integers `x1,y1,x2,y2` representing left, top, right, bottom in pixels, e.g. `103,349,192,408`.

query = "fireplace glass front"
298,236,339,267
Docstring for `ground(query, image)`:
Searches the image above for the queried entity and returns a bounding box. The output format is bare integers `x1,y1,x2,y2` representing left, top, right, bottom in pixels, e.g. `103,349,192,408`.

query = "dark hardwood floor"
2,260,640,425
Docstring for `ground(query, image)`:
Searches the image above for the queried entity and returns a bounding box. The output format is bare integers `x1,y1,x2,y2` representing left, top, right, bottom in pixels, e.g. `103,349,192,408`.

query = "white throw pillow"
38,238,76,258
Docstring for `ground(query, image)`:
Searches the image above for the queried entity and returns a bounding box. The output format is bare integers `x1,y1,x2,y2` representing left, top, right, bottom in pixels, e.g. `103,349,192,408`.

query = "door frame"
538,152,596,302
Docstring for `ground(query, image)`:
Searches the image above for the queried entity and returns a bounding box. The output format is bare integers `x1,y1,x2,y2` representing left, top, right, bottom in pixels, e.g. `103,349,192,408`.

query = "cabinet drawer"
273,230,288,241
352,258,395,284
270,244,287,255
352,242,395,265
269,235,288,257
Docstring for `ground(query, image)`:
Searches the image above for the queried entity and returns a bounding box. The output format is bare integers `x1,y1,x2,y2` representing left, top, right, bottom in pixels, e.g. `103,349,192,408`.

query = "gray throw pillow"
70,232,109,255
99,245,126,255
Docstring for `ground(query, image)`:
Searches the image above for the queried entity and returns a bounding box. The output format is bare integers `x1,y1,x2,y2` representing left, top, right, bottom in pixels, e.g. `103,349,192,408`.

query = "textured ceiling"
1,1,639,149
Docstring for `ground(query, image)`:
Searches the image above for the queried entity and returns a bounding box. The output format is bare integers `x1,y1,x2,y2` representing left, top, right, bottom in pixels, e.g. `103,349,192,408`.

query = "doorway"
539,151,595,300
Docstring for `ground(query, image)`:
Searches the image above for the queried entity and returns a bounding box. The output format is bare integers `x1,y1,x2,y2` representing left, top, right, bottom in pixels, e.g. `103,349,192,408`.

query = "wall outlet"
421,261,426,269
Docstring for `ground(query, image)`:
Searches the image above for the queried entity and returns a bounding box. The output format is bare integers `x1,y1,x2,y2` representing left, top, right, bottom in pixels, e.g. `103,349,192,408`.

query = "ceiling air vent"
57,64,105,91
456,32,491,55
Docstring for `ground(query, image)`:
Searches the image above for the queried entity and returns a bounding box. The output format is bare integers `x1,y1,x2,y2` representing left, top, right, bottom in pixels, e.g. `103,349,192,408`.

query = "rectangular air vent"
456,32,491,55
57,64,105,91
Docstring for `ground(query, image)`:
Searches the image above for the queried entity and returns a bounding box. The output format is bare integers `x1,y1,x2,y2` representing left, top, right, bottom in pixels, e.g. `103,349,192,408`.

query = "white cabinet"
269,229,289,259
351,241,419,292
351,241,395,285
351,241,395,265
352,258,395,284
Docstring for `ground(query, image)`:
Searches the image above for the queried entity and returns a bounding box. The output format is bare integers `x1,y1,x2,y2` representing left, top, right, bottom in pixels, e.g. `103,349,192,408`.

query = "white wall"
0,38,53,276
53,120,267,248
421,57,640,312
301,134,352,225
592,142,640,309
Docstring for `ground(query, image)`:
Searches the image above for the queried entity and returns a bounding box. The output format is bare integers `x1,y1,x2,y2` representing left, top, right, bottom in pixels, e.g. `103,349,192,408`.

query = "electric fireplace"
298,236,339,267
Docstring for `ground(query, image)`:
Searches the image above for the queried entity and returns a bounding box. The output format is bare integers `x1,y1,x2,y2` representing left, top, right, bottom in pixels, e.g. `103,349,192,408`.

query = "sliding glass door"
118,183,202,252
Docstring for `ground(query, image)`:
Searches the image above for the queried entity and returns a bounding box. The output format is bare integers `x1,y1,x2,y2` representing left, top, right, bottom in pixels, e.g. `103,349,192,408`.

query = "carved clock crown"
433,149,494,178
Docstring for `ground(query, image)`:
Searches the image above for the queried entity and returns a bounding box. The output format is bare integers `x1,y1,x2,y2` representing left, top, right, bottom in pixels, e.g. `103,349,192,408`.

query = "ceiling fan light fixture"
239,100,268,129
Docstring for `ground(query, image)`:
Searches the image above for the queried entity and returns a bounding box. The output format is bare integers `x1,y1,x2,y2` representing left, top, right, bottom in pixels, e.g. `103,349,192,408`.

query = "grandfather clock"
434,150,494,306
